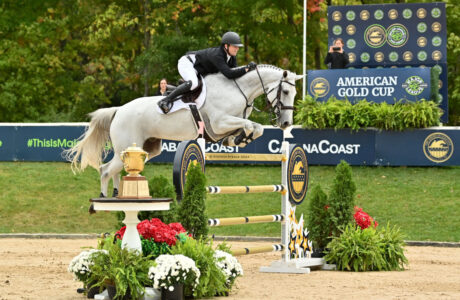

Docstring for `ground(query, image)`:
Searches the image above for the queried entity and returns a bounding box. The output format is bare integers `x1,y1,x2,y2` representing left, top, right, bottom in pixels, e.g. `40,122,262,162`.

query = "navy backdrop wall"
0,124,458,166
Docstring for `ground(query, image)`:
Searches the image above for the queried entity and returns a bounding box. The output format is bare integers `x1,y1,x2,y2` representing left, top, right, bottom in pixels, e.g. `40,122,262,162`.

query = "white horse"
66,65,303,197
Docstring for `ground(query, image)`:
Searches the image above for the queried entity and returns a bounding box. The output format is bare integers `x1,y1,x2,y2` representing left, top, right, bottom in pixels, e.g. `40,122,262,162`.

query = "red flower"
354,207,378,229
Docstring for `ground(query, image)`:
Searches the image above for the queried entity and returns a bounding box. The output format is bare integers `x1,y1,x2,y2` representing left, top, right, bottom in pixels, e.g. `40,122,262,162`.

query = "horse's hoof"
88,204,96,215
99,192,105,198
112,188,118,197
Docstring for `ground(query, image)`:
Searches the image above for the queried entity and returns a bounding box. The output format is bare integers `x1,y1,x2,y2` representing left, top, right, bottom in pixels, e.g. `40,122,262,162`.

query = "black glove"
247,61,257,71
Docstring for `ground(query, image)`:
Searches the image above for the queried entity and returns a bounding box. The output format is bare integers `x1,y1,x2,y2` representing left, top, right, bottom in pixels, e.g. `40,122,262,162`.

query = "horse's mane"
257,64,284,72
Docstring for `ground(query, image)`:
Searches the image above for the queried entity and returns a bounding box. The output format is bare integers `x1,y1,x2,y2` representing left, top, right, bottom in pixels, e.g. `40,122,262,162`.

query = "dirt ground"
0,239,459,300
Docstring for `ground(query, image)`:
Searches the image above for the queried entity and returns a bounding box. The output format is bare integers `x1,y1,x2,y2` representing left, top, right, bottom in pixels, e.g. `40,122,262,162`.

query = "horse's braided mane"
257,64,284,72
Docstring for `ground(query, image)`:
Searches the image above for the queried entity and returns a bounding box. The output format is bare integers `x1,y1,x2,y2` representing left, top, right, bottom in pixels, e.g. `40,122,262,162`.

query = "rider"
157,31,257,114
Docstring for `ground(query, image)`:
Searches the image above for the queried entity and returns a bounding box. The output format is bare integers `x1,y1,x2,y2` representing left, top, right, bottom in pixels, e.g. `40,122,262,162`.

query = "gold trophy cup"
117,143,151,199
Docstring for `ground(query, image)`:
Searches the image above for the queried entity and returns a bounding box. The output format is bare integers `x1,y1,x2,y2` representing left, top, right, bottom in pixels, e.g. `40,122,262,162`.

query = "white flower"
214,250,243,283
68,249,107,281
149,255,200,290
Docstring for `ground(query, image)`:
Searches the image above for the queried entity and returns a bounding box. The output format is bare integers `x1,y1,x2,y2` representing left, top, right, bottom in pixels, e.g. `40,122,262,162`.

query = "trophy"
117,143,151,199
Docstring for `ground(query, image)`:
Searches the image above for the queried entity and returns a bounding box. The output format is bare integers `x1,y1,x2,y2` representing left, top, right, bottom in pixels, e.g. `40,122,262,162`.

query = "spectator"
324,38,349,69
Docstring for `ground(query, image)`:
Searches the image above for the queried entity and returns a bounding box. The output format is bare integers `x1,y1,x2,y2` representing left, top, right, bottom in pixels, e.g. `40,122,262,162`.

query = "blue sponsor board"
308,67,431,103
328,3,446,67
0,124,458,166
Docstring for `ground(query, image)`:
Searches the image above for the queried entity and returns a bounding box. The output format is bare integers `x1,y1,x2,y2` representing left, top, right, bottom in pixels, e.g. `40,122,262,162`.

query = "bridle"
233,66,296,127
255,67,295,126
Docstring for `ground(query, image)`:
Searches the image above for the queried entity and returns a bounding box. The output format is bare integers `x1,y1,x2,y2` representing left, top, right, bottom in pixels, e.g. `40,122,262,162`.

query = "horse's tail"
64,107,118,173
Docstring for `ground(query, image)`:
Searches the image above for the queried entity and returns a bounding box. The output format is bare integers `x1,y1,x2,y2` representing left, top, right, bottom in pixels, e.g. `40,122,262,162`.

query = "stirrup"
158,99,173,114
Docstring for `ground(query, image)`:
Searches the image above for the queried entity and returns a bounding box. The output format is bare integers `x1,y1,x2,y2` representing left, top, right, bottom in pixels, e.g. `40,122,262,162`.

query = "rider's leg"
157,55,199,114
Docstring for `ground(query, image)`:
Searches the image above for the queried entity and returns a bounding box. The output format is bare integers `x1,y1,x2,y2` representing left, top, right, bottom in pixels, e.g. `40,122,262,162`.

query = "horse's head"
265,70,303,129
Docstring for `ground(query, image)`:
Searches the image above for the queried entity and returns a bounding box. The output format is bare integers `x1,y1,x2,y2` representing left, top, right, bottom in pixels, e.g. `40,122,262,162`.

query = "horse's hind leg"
100,157,124,197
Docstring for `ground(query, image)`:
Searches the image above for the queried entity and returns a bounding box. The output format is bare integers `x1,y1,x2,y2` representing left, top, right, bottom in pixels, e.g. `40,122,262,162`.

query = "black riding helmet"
221,31,244,47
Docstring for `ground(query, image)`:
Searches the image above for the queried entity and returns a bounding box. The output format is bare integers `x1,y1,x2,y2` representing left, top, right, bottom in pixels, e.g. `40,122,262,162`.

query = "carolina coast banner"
308,67,431,103
0,124,459,166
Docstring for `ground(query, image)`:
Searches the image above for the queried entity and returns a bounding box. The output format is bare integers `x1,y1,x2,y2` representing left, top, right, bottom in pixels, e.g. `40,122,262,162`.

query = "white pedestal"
90,198,171,252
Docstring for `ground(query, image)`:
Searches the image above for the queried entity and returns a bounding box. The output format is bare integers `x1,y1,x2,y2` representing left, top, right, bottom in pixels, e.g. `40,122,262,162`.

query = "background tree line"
0,0,458,125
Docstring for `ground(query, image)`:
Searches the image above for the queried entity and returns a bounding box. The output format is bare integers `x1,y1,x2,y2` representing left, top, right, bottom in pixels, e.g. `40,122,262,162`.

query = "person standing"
324,38,349,69
155,78,169,96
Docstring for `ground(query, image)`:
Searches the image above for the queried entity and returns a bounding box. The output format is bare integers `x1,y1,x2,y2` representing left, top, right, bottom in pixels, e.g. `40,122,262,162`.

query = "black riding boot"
157,80,192,114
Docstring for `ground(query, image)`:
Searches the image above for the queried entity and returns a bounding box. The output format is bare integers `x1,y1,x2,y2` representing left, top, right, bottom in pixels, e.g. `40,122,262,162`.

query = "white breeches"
178,54,199,90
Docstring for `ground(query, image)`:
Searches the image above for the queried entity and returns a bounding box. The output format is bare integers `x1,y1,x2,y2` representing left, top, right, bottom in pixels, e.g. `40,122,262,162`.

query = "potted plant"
148,254,200,300
88,244,154,300
68,249,107,298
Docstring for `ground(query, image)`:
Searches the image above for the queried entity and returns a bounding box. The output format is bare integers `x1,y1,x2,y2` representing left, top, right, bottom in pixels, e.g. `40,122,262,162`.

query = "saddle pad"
155,77,206,114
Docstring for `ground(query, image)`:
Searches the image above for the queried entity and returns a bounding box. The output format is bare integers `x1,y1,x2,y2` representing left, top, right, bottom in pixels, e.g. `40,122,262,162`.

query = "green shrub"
177,163,208,239
295,96,442,130
324,223,408,271
306,185,331,249
328,160,356,237
170,237,228,298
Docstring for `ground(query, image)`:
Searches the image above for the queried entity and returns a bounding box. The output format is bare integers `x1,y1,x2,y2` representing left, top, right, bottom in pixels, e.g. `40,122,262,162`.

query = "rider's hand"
247,62,257,71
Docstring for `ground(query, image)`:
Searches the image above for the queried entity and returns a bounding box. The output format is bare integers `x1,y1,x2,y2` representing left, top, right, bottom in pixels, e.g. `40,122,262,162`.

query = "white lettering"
303,140,361,155
269,140,281,153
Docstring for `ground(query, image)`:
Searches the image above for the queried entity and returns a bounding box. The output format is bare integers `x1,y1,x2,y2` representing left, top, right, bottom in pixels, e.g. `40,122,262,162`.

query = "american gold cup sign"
118,143,151,199
417,37,427,47
432,22,441,33
332,11,341,22
417,8,427,19
360,10,370,21
388,9,398,20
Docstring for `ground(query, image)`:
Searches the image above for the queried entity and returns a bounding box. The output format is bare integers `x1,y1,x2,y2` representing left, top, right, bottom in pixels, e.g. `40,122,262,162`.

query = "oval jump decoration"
173,140,205,201
287,144,309,205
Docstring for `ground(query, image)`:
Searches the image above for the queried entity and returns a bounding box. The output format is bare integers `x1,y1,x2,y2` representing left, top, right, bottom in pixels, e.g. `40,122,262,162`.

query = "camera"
333,47,341,52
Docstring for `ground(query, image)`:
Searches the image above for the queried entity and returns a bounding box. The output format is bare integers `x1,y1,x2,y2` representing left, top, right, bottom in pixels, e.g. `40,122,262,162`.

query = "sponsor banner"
328,2,446,67
308,67,431,103
375,128,458,166
0,125,458,166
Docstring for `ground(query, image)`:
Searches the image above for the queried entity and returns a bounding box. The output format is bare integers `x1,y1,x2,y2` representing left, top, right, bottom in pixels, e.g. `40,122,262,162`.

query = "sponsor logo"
417,8,427,19
403,51,413,62
360,52,370,63
332,11,342,22
388,9,398,20
417,22,427,33
432,22,441,33
346,39,356,49
431,7,441,18
432,50,442,61
389,51,399,62
374,52,384,62
364,24,386,48
348,52,356,63
387,24,409,47
423,133,454,163
417,36,427,47
432,36,442,47
302,140,361,155
346,25,356,35
346,10,356,21
288,146,309,205
174,141,205,200
433,64,442,75
310,77,330,98
332,25,342,35
27,138,78,148
360,10,370,21
417,50,427,61
374,9,384,20
402,76,428,96
403,8,412,19
0,140,2,147
438,79,443,89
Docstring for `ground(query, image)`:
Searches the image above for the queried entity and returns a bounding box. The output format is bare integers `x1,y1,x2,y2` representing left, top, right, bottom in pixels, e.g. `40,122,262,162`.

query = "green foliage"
324,223,408,272
177,163,208,240
306,185,331,249
170,237,228,298
295,96,442,131
89,244,154,300
328,161,356,237
141,237,171,259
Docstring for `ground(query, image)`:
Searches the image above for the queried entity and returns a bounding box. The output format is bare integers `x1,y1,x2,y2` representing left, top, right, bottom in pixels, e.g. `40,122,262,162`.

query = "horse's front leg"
214,116,262,147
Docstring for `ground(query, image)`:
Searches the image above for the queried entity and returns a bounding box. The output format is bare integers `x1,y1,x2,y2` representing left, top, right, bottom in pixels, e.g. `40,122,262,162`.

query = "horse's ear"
283,70,288,78
295,74,304,81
